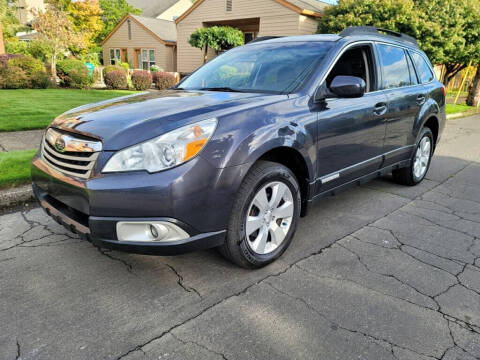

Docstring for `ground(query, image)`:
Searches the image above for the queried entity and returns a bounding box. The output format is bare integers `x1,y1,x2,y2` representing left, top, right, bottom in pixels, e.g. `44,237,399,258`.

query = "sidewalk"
0,129,43,152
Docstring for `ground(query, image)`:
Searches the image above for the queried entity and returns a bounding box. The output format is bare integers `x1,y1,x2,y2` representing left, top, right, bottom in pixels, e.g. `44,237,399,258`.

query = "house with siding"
101,0,192,71
102,0,328,72
175,0,328,73
101,14,177,71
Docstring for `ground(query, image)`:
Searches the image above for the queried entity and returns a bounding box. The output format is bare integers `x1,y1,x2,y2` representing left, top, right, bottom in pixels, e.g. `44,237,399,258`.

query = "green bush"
103,64,127,77
5,39,52,62
8,55,46,77
119,62,130,70
105,70,129,90
131,70,152,91
153,72,177,90
57,59,92,89
30,72,52,89
150,65,162,72
0,66,30,89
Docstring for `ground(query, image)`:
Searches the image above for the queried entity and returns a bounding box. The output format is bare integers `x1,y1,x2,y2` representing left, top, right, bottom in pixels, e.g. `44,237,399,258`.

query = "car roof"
248,28,420,52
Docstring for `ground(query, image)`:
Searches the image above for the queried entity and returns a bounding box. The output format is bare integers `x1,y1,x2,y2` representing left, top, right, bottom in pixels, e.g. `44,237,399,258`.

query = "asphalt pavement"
1,115,480,360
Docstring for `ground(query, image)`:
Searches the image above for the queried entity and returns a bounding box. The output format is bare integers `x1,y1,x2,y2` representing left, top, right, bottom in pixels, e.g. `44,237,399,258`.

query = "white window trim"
140,49,156,70
110,48,121,65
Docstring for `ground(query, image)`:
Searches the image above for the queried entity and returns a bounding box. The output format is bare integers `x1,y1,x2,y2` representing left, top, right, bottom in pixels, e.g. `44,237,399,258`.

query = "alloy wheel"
245,181,294,255
413,136,431,180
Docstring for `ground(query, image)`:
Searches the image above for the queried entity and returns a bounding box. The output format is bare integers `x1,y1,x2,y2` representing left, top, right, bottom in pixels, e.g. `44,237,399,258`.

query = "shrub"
105,70,128,89
57,59,92,89
150,65,162,72
0,66,30,89
30,72,52,89
6,39,52,62
131,70,152,91
0,54,21,66
153,72,177,90
119,62,130,70
103,64,127,77
8,55,46,77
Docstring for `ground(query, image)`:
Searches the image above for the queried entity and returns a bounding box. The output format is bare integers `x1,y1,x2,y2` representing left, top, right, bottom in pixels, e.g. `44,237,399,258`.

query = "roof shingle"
131,14,177,42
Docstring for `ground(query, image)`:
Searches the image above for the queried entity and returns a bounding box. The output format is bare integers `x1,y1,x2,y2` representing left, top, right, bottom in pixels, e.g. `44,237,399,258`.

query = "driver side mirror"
315,75,366,102
330,76,366,98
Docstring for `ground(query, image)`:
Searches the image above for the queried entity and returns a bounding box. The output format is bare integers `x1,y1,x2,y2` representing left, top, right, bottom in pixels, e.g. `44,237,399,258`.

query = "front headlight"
102,118,217,173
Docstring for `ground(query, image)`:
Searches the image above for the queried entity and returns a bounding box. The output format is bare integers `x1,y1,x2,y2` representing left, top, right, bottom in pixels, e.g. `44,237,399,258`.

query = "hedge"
131,70,152,91
57,59,93,89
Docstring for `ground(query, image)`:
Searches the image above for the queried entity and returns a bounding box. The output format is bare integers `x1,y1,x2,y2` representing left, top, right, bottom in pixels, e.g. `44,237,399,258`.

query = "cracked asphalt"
2,115,480,360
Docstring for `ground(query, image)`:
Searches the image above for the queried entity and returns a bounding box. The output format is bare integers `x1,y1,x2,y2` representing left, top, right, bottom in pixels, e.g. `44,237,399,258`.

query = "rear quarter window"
410,51,435,84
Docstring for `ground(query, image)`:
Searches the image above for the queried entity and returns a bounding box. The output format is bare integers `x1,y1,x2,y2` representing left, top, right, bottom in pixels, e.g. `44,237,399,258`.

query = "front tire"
393,127,434,186
219,161,301,269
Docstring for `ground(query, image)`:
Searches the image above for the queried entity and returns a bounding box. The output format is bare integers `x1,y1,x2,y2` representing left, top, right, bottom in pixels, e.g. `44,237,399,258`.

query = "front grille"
41,129,101,179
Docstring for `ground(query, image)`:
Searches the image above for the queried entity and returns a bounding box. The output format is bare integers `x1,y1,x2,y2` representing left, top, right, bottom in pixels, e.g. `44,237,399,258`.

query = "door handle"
373,102,387,116
416,94,426,105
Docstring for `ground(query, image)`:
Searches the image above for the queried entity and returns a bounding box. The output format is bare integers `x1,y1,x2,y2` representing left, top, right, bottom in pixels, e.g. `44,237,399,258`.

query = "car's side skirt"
309,159,411,203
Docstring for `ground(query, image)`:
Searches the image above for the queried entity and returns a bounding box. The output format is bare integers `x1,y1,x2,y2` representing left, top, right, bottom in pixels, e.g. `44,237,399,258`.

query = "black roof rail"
339,26,418,47
249,36,283,44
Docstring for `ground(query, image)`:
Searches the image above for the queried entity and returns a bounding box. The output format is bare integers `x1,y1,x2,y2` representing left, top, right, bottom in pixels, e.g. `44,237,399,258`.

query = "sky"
321,0,338,4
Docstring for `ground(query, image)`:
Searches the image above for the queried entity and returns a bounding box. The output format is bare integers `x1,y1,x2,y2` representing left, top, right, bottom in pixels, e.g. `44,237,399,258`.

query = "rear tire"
393,127,434,186
219,161,301,269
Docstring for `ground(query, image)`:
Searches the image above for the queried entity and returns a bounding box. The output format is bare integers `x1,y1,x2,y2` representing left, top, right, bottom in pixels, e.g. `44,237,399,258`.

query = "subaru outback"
32,27,446,268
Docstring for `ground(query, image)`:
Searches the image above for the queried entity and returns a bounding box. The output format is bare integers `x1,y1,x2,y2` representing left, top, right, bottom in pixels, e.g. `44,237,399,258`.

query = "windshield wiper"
198,87,244,92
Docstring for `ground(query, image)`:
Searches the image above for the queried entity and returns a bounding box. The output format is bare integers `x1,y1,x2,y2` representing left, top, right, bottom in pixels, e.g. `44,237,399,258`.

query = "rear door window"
410,51,435,84
377,44,412,89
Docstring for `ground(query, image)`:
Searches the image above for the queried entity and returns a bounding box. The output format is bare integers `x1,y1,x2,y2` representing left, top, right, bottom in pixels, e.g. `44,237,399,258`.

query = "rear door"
376,43,426,166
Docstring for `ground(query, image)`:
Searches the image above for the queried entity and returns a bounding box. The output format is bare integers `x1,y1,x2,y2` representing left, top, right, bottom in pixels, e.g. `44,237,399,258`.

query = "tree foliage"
49,0,103,53
189,26,244,63
97,0,141,42
32,3,85,80
317,0,480,84
0,0,26,39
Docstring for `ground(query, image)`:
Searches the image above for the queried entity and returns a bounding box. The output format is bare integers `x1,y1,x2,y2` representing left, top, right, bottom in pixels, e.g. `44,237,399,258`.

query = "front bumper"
32,153,250,255
34,184,226,255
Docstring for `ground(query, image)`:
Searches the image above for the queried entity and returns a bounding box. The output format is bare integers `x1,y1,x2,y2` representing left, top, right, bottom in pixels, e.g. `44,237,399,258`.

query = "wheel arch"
251,146,313,217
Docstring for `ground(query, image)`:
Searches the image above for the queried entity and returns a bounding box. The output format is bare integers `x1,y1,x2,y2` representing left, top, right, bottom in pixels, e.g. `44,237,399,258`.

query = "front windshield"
178,41,334,94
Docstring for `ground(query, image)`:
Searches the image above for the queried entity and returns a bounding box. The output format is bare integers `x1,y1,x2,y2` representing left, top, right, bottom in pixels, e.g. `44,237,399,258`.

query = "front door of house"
134,49,141,69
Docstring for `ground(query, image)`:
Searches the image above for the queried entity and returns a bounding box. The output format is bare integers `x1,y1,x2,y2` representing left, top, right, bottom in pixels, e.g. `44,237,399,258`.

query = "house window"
226,0,232,11
141,49,155,70
244,32,254,44
109,48,121,65
127,19,132,40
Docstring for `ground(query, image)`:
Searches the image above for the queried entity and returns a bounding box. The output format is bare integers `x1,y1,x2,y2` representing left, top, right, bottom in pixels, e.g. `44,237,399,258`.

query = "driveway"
1,116,480,360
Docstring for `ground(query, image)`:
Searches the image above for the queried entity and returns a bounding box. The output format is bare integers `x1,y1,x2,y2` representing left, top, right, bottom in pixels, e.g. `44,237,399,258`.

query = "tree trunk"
442,64,467,87
467,66,480,107
203,46,208,64
0,20,5,55
51,54,57,83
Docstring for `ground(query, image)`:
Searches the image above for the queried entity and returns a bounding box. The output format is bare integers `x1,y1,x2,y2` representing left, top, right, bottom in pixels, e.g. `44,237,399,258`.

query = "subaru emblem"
55,137,66,152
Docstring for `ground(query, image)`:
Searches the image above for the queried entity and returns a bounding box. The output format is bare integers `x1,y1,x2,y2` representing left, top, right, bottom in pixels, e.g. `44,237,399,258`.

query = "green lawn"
0,89,137,132
446,103,477,115
0,149,37,189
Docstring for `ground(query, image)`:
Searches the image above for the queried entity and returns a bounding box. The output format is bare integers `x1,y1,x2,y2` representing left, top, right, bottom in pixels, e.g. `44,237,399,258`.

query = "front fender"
200,96,317,181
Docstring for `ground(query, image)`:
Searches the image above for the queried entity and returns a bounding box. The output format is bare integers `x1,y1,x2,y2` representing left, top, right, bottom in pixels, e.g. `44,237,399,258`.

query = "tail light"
441,86,446,97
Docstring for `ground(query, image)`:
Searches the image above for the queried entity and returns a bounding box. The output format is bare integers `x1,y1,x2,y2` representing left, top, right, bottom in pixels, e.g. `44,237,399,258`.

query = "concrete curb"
0,184,34,210
446,111,478,120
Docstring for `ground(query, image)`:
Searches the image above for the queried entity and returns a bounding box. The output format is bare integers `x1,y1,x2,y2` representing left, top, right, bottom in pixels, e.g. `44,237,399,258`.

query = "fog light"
150,225,158,238
116,221,189,242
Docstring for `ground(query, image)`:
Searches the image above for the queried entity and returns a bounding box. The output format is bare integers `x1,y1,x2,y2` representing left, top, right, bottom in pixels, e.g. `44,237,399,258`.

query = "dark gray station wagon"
32,27,445,268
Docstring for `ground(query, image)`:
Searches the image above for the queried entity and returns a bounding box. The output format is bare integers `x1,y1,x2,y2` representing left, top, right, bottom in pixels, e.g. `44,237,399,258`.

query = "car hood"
50,90,281,150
